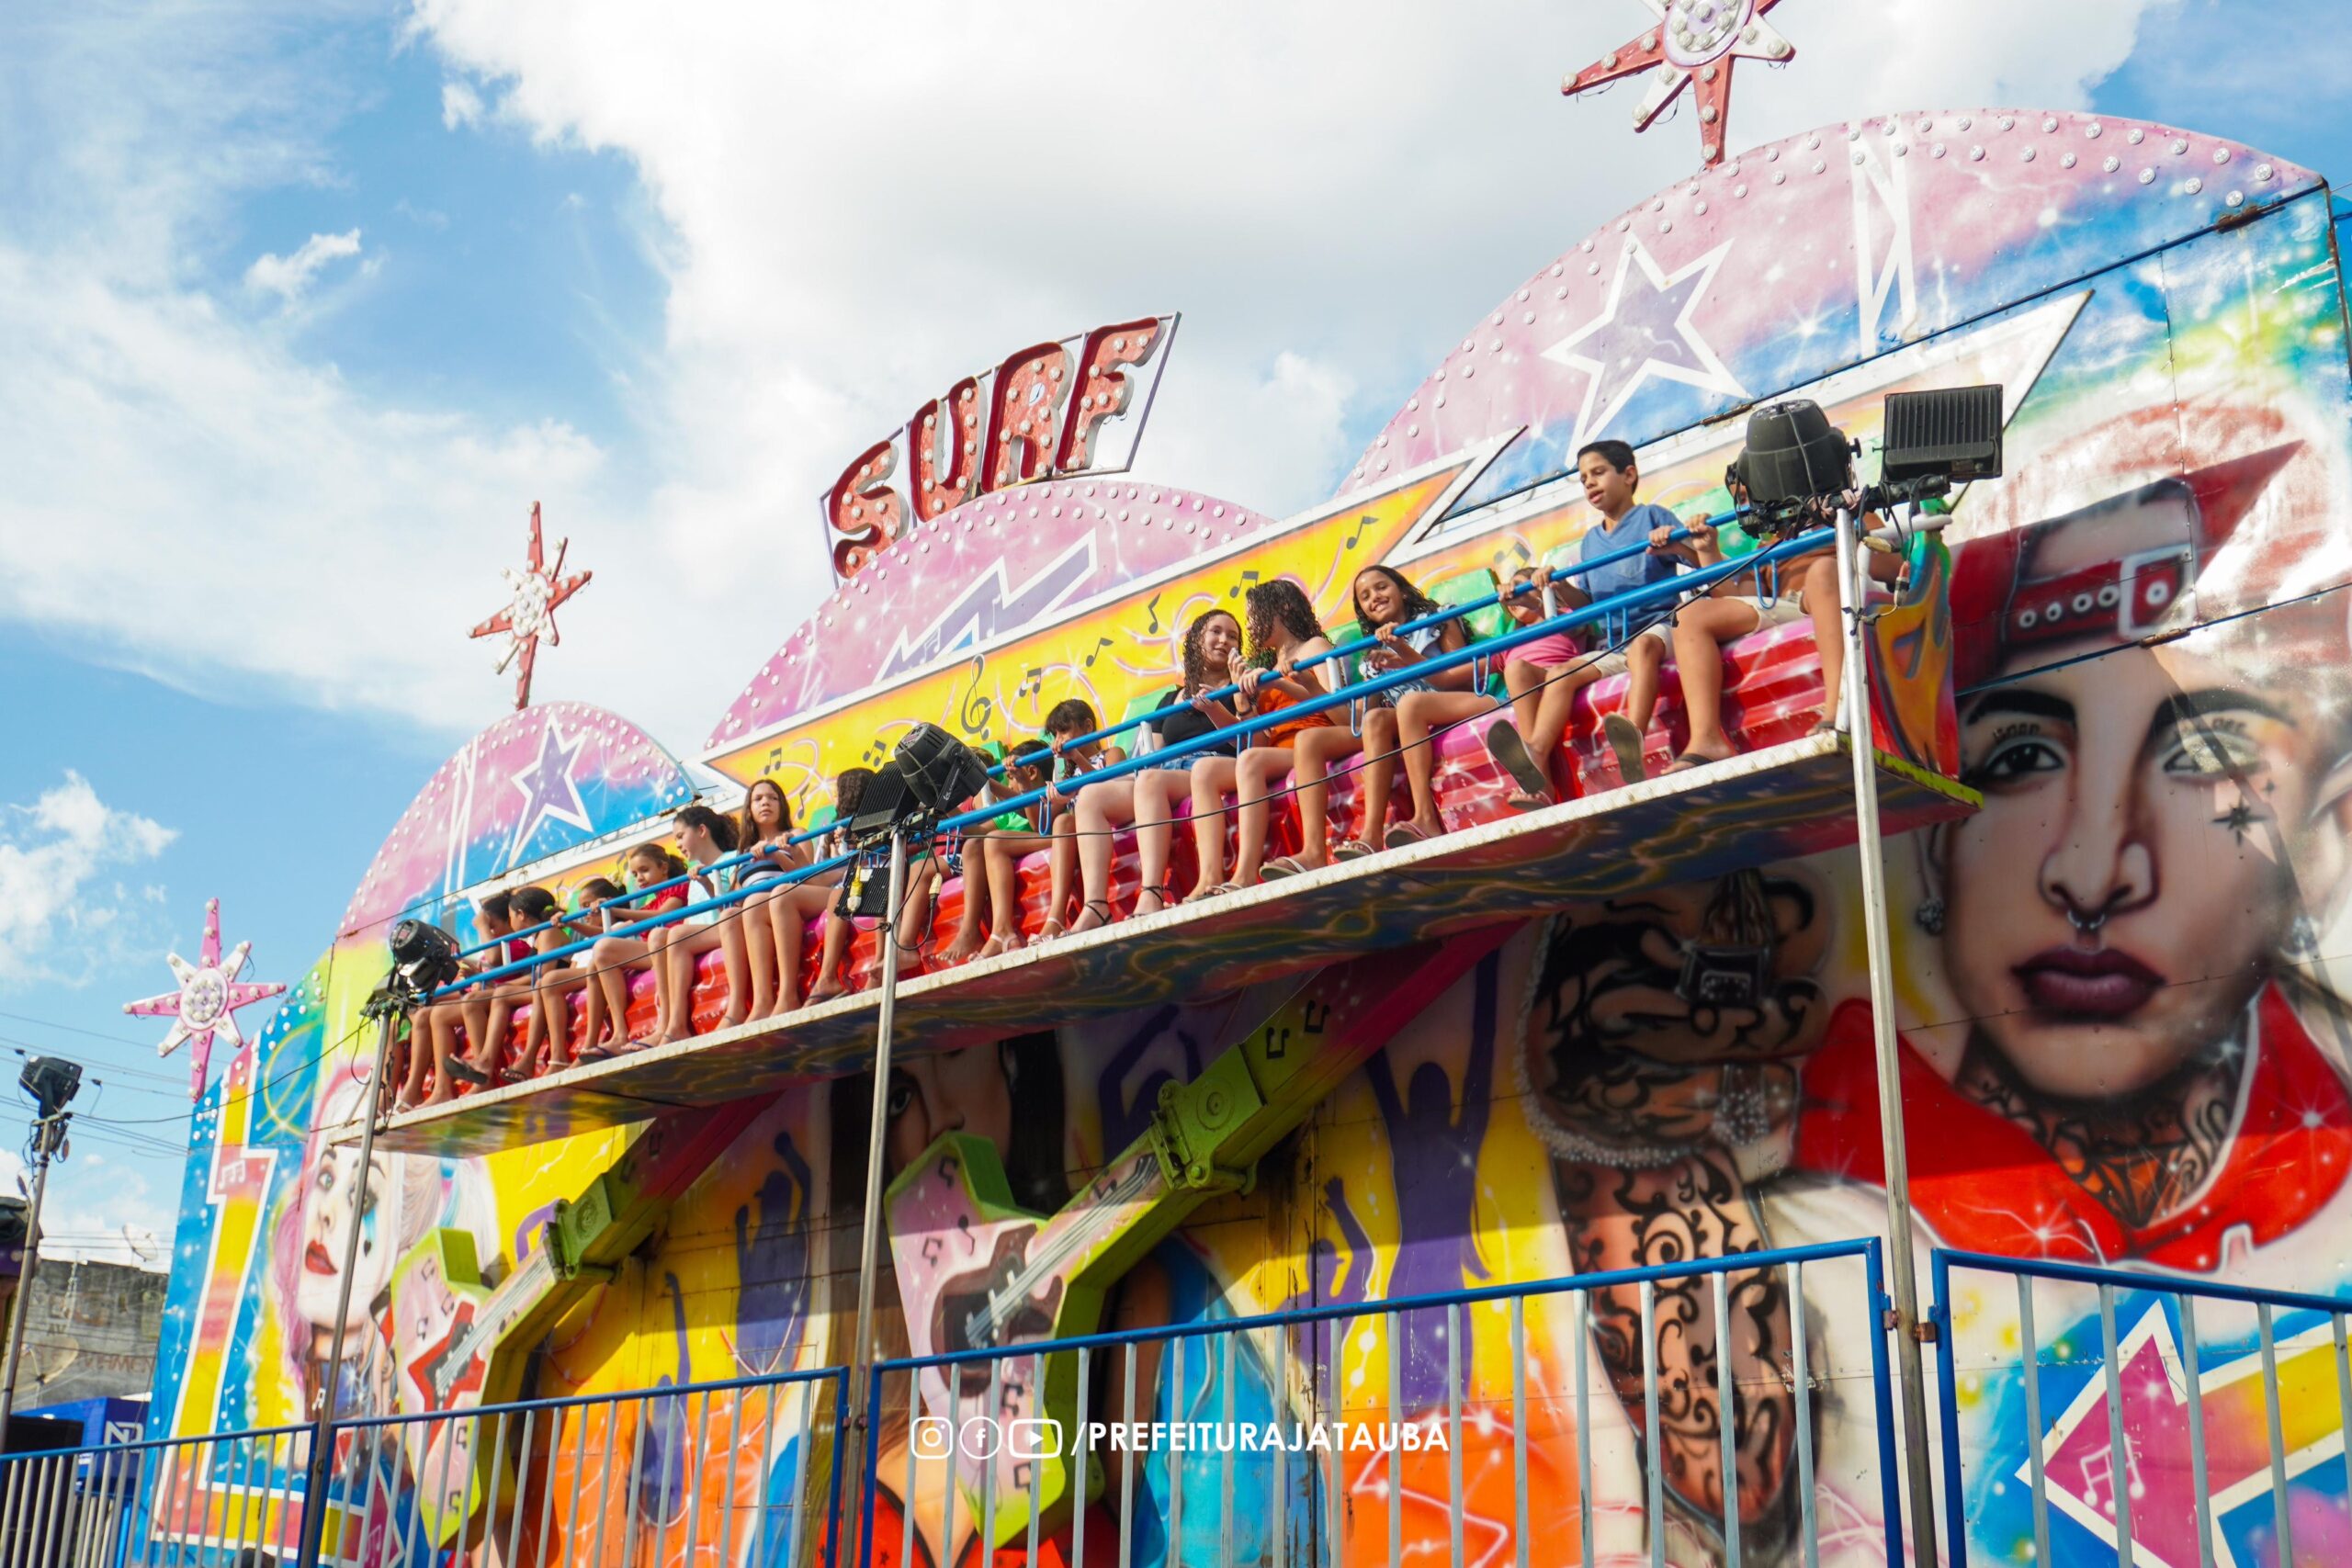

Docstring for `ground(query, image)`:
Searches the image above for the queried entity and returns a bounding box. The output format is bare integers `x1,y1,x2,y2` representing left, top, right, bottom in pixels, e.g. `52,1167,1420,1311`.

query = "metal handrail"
1928,1246,2350,1568
447,505,1753,964
430,520,1834,999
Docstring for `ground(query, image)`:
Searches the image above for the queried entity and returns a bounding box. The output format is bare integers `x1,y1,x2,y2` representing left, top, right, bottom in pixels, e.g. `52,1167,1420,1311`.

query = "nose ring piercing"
2067,907,2108,934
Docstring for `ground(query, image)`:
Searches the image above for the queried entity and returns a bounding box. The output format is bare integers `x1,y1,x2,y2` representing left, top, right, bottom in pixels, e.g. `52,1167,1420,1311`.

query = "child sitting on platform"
642,804,755,1044
1651,477,1899,773
400,889,514,1111
805,766,941,1001
470,885,565,1082
1190,579,1340,895
943,746,1055,962
733,777,822,1020
1481,440,1686,807
1271,566,1468,868
521,876,619,1074
579,843,691,1060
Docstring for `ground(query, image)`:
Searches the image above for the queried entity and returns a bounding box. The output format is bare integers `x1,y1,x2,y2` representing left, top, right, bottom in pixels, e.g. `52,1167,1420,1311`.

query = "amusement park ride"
92,8,2352,1568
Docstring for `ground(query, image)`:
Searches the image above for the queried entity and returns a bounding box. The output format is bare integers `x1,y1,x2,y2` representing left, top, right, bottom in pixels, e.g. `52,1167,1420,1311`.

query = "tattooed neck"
1956,1032,2247,1232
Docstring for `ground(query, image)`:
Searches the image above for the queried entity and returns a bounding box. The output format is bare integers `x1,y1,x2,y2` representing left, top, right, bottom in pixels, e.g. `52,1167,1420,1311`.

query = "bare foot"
944,931,986,964
1660,742,1738,775
1069,900,1113,934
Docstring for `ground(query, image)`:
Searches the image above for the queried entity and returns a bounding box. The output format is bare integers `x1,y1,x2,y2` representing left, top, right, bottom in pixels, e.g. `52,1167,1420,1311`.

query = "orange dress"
1251,679,1334,747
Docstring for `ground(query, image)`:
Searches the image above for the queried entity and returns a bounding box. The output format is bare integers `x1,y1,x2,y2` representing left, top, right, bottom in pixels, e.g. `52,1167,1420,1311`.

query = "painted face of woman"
1942,637,2319,1099
298,1142,392,1329
884,1044,1015,1179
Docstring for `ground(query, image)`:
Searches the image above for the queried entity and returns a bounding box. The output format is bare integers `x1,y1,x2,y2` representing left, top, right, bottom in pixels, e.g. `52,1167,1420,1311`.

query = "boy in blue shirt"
1485,439,1688,804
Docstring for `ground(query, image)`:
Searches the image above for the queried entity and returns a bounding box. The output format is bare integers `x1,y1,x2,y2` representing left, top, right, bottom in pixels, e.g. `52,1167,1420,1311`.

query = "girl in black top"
1068,609,1245,931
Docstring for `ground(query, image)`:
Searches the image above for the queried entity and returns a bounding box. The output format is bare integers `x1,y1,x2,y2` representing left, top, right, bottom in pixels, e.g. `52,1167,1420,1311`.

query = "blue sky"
3,0,2347,1275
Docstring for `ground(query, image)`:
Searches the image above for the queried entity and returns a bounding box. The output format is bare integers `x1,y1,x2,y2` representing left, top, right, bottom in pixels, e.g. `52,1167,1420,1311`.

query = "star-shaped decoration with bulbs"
123,898,287,1101
1563,0,1797,168
469,502,593,710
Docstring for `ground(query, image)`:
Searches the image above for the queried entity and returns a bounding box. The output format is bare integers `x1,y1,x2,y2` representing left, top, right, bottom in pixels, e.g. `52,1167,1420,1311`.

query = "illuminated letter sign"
820,314,1179,580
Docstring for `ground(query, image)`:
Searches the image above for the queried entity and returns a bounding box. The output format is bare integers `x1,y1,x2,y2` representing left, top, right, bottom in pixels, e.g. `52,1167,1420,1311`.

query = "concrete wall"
10,1258,167,1410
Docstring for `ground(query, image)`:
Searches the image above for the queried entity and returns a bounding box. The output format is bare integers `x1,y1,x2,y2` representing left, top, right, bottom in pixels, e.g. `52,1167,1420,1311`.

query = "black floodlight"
1881,385,2005,485
19,1057,81,1120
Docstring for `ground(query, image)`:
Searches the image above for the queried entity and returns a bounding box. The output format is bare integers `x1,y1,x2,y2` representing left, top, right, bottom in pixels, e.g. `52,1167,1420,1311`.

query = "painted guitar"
388,1094,775,1550
886,929,1509,1549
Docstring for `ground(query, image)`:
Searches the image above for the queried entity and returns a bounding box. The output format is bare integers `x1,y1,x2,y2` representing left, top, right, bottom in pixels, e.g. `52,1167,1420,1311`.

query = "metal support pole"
1834,505,1939,1567
294,1009,399,1568
844,832,911,1568
0,1116,63,1438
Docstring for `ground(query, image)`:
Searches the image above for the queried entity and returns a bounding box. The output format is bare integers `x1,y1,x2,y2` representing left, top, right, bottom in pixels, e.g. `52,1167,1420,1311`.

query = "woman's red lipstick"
2014,947,2165,1019
305,1240,339,1277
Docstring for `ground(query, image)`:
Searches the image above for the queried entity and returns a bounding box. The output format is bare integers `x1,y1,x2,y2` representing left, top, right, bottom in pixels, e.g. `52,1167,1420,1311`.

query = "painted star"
1542,232,1747,448
506,713,593,865
1562,0,1797,168
122,898,287,1101
469,502,593,710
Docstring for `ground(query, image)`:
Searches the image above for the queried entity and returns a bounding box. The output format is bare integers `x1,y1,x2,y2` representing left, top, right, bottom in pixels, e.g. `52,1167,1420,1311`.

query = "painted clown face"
298,1139,395,1330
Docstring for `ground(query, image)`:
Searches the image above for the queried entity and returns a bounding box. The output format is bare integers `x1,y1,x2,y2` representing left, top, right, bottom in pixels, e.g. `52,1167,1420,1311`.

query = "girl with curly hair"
1068,608,1246,931
1187,578,1340,896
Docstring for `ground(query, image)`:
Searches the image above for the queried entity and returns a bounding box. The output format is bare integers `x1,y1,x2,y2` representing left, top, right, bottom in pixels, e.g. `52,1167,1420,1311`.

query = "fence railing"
31,1241,1903,1567
1930,1247,2352,1568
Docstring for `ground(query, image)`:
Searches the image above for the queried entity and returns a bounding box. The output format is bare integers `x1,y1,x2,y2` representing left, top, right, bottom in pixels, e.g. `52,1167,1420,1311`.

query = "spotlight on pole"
17,1058,80,1121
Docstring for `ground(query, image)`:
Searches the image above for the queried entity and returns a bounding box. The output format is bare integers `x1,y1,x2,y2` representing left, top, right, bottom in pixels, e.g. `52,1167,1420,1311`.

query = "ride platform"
366,728,1976,1157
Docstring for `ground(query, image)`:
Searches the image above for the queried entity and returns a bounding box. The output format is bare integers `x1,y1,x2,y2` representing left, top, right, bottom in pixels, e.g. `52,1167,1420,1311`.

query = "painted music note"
1341,514,1375,551
1227,570,1261,600
1144,592,1163,636
958,658,995,740
1016,666,1047,701
1081,637,1114,669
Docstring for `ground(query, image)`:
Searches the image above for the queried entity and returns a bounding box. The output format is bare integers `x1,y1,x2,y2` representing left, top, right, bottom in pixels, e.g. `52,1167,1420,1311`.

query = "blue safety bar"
428,520,1834,1000
448,506,1752,964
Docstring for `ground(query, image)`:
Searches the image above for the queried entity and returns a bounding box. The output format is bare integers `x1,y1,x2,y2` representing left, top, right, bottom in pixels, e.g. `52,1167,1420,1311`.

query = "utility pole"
0,1069,78,1438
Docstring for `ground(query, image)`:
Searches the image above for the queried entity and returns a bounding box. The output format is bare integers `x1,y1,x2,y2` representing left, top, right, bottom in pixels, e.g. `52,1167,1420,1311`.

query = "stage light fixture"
18,1057,81,1120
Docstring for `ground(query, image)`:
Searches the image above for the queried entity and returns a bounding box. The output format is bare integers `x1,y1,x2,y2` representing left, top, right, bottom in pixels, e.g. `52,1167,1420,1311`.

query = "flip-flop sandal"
1331,839,1378,862
1504,790,1556,812
444,1057,492,1088
1808,720,1839,738
1600,714,1649,784
1483,721,1555,804
1261,855,1316,880
1661,751,1730,776
1383,823,1430,851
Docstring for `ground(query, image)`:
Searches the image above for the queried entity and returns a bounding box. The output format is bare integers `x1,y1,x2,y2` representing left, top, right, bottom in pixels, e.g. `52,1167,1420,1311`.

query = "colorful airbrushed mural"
147,107,2352,1567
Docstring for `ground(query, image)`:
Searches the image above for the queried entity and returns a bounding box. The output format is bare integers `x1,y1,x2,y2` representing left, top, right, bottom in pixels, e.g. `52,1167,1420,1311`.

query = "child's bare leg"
1232,748,1294,885
1353,709,1402,845
944,831,990,962
1397,690,1497,835
1802,555,1848,727
716,912,752,1028
1183,759,1239,900
1623,630,1668,732
1046,818,1079,931
1667,601,1762,766
1287,727,1360,870
896,863,941,969
984,836,1025,946
809,914,854,1001
1070,779,1131,931
1504,659,1545,733
1125,773,1184,912
742,889,783,1018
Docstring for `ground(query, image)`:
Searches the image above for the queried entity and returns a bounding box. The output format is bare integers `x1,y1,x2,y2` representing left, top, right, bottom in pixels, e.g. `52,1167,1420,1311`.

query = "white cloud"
440,78,483,130
36,1157,171,1269
0,0,2170,749
243,227,363,302
0,773,176,987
